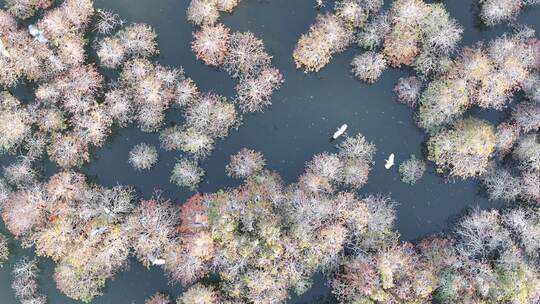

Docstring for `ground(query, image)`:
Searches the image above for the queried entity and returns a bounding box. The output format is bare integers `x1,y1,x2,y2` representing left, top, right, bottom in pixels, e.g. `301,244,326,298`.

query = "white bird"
35,33,48,43
0,39,10,58
148,255,166,265
314,0,326,9
332,124,348,140
153,259,166,265
28,24,48,43
28,24,39,36
385,153,395,169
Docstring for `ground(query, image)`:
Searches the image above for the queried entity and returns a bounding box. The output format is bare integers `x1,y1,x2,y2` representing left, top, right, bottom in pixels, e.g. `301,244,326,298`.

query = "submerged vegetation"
0,0,539,303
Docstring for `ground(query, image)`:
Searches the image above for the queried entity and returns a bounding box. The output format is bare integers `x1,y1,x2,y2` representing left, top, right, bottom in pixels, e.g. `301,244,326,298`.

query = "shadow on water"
0,0,539,303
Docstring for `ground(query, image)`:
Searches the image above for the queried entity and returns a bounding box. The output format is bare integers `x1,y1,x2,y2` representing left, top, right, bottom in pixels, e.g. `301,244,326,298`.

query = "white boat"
332,124,348,139
385,153,395,169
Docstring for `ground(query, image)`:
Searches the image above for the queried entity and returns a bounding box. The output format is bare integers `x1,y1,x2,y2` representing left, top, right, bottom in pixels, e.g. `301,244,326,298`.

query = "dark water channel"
0,0,539,303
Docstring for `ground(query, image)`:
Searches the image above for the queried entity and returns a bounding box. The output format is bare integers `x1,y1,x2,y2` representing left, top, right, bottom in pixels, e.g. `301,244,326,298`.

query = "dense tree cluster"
330,205,540,303
127,198,178,269
479,0,539,26
96,23,157,68
0,0,282,191
2,170,136,302
1,0,93,87
1,131,381,303
157,132,381,303
416,30,537,130
191,23,283,113
352,0,463,83
427,117,497,179
402,25,540,203
0,0,117,169
294,1,383,72
1,125,540,304
0,92,31,154
482,129,540,204
186,0,242,26
381,0,462,74
1,1,540,303
4,0,53,19
301,132,377,191
294,0,461,80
